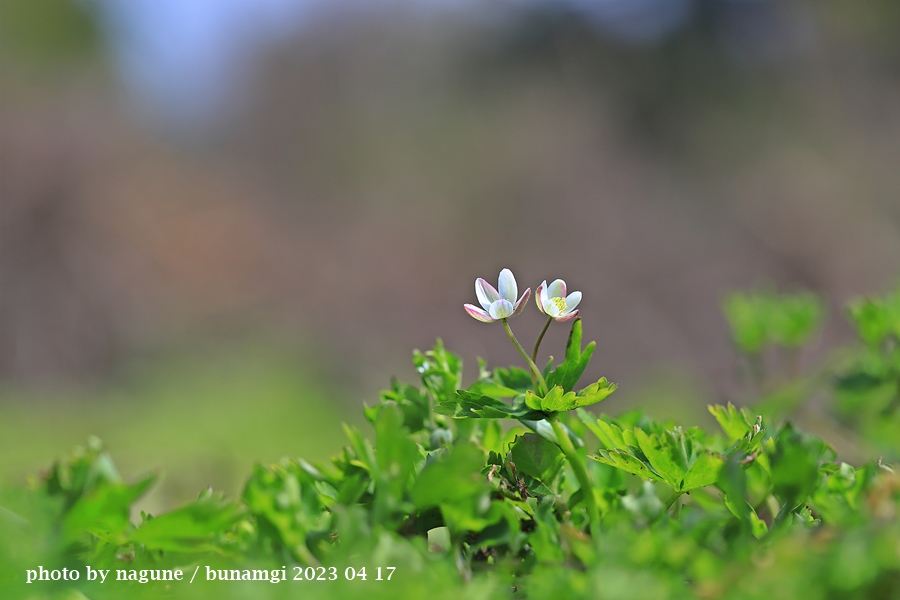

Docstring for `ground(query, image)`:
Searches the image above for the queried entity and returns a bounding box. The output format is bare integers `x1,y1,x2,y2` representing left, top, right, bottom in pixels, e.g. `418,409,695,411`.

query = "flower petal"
464,303,495,322
535,282,547,314
555,310,579,322
488,298,515,320
546,298,561,318
497,269,518,303
547,279,566,299
512,288,532,317
565,291,582,311
475,278,500,311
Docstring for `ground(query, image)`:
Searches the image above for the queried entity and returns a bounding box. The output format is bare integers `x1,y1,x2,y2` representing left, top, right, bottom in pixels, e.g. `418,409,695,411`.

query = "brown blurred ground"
2,2,900,416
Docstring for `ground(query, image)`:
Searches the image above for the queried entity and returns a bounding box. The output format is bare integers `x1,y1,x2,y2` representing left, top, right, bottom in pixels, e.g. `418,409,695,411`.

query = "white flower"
536,279,581,322
464,269,531,322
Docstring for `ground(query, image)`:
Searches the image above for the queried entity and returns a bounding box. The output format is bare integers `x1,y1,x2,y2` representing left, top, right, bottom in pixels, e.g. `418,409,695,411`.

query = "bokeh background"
2,0,900,514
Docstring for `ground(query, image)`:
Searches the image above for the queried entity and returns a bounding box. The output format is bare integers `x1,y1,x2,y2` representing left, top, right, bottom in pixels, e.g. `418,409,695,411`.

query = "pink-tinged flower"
464,269,531,322
536,279,581,322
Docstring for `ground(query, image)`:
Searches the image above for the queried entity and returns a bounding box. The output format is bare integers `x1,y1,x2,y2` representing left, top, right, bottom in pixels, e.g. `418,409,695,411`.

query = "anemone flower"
464,268,531,322
536,279,581,322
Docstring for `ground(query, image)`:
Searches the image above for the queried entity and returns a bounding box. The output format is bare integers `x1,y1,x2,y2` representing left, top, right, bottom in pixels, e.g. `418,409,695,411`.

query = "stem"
295,541,321,567
549,414,600,538
502,319,548,395
531,316,553,366
664,491,683,511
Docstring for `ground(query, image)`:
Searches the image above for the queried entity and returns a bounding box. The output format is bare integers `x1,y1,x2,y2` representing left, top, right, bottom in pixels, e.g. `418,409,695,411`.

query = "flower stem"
531,315,553,366
502,319,547,395
549,414,600,538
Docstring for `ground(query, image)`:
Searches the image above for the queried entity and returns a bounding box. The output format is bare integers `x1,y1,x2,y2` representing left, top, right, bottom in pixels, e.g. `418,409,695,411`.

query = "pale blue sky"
87,0,717,127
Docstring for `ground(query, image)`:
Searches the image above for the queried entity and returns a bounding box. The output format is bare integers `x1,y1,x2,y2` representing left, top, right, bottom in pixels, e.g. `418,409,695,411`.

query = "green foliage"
847,288,900,346
438,319,616,420
831,288,900,454
130,491,244,555
585,412,729,493
723,289,825,353
0,0,99,64
8,288,900,599
411,443,493,533
524,378,617,413
769,423,832,520
544,319,597,392
435,389,544,420
507,434,565,487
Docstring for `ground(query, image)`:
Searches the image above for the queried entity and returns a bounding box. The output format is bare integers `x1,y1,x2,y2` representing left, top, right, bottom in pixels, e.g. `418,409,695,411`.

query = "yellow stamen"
550,297,567,314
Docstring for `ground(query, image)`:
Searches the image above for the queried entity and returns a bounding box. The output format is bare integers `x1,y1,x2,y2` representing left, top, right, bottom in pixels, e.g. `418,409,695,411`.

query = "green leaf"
810,462,878,526
717,452,749,520
411,444,487,508
680,452,725,491
847,290,900,346
130,493,243,553
590,449,665,482
44,438,125,511
375,379,431,432
526,386,570,412
634,429,686,489
493,366,534,393
587,418,722,492
545,319,596,392
573,378,618,408
709,403,753,441
724,289,825,353
242,462,327,563
467,380,520,399
769,292,825,347
770,422,829,513
342,423,377,473
410,444,493,533
749,510,769,538
437,390,545,420
413,339,463,403
335,472,369,505
374,403,420,514
508,434,565,486
63,475,155,544
525,378,616,414
723,292,768,353
592,417,629,449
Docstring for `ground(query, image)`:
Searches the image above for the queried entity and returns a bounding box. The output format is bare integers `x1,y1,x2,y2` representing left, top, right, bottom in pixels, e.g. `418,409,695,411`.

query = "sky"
88,0,709,128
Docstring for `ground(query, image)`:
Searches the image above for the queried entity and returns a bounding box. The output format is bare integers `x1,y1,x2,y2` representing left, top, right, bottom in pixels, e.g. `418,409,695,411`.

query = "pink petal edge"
547,278,566,299
555,279,567,298
464,304,495,322
475,278,500,310
511,288,532,317
555,310,579,322
488,298,515,319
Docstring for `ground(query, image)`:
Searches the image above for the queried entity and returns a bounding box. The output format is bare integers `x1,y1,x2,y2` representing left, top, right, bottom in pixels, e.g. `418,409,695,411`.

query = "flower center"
550,297,567,314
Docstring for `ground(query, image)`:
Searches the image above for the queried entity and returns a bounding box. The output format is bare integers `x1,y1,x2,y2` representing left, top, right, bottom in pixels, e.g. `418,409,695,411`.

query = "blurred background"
2,0,900,512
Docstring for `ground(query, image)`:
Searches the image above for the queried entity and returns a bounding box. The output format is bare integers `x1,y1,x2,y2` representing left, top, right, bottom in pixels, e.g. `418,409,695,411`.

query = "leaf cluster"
723,289,825,353
5,291,900,599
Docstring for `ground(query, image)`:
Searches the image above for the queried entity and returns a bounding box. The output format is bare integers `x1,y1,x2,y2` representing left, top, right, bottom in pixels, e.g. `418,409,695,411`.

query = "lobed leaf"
545,319,596,393
525,378,616,414
130,493,244,554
